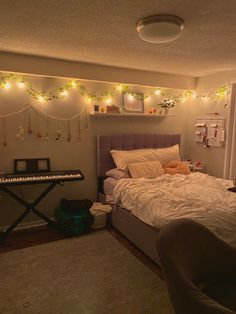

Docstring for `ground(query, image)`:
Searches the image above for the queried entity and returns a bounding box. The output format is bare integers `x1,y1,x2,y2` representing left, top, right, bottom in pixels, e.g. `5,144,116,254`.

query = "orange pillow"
163,160,190,175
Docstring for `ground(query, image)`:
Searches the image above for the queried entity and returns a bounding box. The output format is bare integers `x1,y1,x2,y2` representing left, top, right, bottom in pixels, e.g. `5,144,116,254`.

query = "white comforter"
113,173,236,244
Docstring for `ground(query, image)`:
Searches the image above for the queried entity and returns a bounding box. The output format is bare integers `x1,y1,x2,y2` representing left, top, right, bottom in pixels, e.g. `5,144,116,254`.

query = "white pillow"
154,145,180,165
111,145,180,171
128,160,165,179
111,148,157,171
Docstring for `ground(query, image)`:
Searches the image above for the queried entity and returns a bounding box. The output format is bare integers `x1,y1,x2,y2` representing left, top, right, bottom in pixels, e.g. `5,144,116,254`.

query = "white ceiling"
1,0,236,77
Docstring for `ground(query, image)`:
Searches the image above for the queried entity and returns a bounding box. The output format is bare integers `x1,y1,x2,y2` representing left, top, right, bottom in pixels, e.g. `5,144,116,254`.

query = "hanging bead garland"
0,102,88,147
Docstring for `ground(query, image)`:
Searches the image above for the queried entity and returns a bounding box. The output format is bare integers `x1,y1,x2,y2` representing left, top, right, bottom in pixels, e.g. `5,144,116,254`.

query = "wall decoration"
0,71,231,147
122,92,144,113
195,114,225,147
0,72,231,106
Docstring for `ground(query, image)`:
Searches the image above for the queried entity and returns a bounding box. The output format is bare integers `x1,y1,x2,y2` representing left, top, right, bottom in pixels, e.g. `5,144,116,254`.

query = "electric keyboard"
0,169,84,186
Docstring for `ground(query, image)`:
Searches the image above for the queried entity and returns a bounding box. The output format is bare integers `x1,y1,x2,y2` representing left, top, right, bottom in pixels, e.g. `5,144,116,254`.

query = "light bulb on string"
105,97,112,104
128,93,134,101
38,95,46,103
4,82,11,89
116,84,123,92
70,80,77,88
154,88,161,96
86,96,92,103
60,90,68,98
17,81,25,89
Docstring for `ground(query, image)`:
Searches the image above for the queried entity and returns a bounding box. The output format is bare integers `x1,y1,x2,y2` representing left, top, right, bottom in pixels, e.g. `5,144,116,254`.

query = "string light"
3,82,11,89
0,72,230,105
116,84,123,92
38,95,45,103
70,80,77,88
105,97,112,104
60,90,68,98
154,88,161,96
86,96,92,103
128,94,134,101
17,81,25,89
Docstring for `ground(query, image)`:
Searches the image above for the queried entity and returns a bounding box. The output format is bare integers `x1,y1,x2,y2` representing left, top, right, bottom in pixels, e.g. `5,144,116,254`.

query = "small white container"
91,212,107,229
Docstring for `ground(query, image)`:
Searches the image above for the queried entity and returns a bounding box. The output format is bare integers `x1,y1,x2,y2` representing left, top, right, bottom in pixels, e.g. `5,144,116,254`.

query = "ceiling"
0,0,236,77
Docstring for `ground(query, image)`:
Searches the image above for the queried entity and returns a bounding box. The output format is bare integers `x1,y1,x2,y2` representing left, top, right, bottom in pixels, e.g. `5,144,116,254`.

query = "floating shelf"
89,112,175,117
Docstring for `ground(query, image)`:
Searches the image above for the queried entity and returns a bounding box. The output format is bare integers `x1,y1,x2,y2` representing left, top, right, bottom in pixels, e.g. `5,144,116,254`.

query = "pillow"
128,160,165,179
111,148,157,171
154,145,180,165
163,160,190,175
105,168,130,179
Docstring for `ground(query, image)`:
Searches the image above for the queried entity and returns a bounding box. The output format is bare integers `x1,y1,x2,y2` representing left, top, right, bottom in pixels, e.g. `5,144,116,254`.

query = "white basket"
91,212,107,229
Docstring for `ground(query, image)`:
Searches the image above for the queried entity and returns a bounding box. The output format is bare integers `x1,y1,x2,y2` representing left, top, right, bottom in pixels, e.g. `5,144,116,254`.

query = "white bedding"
113,173,236,245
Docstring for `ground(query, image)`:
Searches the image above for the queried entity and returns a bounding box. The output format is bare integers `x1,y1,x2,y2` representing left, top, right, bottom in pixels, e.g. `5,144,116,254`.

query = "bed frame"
97,133,181,266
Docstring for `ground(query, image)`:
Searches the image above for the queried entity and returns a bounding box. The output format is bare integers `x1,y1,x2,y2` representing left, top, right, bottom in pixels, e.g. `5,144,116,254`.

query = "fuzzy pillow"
128,160,165,179
163,160,190,175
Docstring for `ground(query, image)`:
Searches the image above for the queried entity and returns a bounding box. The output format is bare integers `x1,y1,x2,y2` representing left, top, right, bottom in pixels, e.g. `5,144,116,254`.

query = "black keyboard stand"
1,182,63,242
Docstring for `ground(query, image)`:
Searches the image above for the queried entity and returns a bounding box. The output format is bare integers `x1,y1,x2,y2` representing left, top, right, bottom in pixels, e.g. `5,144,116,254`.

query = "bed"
97,133,236,266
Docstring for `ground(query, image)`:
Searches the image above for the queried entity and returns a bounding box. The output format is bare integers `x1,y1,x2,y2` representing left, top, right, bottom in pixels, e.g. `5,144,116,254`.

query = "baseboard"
1,218,55,232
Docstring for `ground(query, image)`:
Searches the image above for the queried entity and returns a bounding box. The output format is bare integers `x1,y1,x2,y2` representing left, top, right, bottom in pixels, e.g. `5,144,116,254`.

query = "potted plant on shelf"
158,98,175,115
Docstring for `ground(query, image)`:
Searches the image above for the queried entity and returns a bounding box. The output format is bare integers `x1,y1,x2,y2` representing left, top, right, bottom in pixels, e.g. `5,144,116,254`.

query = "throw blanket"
113,173,236,245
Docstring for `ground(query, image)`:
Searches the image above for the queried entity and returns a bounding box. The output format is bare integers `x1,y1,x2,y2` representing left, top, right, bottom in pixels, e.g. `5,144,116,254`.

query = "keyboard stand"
0,182,60,242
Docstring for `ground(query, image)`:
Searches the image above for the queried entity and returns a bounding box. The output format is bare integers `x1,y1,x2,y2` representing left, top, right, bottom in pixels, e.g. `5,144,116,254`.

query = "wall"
184,72,234,177
0,74,189,227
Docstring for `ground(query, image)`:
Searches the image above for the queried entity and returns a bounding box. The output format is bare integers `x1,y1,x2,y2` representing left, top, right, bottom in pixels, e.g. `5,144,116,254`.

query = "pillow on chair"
163,160,190,175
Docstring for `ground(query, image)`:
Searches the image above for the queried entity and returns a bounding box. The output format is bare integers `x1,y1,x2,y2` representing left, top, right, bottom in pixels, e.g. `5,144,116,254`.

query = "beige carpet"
0,230,173,314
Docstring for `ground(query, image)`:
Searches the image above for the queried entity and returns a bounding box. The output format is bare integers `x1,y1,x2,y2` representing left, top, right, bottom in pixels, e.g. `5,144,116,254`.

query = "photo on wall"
122,92,144,113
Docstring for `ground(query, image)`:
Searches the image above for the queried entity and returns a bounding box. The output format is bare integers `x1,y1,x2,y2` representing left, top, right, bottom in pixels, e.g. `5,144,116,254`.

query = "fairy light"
17,81,25,89
105,97,112,104
70,80,77,88
38,95,45,103
86,96,92,103
60,90,68,98
192,92,197,98
4,82,11,89
154,88,161,96
128,93,134,101
116,84,122,91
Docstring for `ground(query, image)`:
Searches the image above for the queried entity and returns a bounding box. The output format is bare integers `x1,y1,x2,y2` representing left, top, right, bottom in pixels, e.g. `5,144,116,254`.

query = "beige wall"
184,72,233,177
0,74,189,227
0,62,234,228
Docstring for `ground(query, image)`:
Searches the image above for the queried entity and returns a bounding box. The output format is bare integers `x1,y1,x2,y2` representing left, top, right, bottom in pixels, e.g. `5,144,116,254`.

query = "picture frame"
122,92,144,113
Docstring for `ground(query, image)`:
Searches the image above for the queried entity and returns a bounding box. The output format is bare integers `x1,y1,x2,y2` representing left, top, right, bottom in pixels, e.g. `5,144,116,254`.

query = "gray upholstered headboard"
97,133,181,177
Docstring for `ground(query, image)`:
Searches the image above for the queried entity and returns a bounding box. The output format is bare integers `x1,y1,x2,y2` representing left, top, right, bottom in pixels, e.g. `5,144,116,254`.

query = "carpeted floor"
0,230,173,314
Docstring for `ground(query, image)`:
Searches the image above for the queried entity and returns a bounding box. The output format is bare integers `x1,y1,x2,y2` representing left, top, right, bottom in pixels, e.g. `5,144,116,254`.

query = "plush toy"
163,160,190,175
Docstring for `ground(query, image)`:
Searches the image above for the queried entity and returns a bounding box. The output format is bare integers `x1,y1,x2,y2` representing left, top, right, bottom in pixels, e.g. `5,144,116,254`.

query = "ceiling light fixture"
137,14,184,44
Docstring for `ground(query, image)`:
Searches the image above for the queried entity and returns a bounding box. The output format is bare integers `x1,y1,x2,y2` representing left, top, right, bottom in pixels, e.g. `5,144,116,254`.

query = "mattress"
113,172,236,245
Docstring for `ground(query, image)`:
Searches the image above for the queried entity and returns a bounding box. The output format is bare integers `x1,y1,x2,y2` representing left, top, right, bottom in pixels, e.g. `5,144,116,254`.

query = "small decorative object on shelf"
148,108,157,114
158,98,175,115
189,161,206,173
106,104,120,114
122,92,144,113
94,104,99,113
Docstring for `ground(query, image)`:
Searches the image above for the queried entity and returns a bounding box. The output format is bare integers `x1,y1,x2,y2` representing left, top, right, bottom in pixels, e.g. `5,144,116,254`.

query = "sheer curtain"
223,83,236,180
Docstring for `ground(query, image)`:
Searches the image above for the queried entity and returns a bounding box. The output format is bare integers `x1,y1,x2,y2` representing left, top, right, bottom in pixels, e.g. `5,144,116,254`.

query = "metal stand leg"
0,182,59,241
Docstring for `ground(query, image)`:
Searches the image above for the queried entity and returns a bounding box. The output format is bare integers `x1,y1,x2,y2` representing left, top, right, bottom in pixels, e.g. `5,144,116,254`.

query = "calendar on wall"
195,115,225,147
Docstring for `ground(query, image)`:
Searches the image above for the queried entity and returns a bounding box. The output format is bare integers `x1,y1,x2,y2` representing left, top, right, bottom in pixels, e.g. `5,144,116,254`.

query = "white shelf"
89,112,174,117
